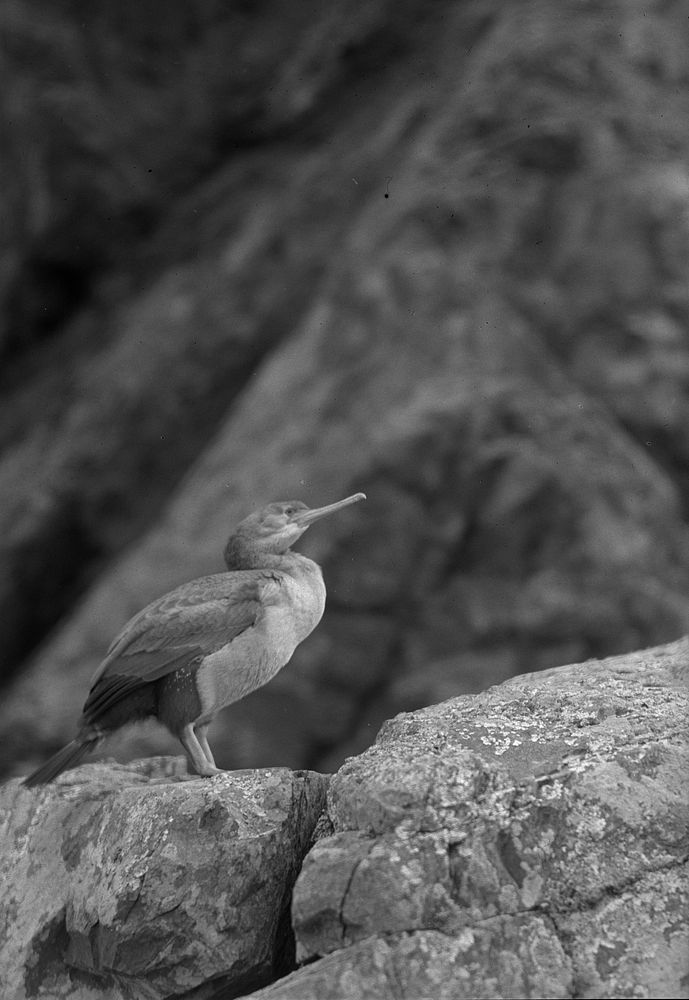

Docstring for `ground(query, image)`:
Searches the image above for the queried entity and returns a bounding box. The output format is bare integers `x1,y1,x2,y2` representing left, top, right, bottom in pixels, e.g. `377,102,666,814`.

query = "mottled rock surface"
250,639,689,999
0,760,326,1000
2,642,686,999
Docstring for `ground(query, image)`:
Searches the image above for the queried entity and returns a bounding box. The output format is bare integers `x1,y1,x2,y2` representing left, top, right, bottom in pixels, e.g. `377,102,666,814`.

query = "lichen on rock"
0,760,326,1000
255,639,689,999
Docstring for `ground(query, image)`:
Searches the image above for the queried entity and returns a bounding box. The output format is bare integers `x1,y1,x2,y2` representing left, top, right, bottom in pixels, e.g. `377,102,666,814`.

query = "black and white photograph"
1,2,688,997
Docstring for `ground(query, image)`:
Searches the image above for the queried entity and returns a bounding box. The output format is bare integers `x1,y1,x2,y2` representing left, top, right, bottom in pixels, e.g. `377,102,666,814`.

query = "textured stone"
253,641,689,999
0,760,326,1000
251,925,572,1000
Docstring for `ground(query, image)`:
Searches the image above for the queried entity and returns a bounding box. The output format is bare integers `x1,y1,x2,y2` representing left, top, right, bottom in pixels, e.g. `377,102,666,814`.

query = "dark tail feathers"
22,736,100,787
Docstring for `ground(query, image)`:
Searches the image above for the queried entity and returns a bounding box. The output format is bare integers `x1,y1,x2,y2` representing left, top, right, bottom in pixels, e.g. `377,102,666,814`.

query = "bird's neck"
224,538,317,576
224,536,272,569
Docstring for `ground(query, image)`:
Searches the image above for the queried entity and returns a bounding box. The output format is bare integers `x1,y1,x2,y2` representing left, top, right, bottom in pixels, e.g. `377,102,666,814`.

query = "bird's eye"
284,506,295,515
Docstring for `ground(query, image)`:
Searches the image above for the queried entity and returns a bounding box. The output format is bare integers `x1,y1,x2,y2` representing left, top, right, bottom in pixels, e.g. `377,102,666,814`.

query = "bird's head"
224,493,366,568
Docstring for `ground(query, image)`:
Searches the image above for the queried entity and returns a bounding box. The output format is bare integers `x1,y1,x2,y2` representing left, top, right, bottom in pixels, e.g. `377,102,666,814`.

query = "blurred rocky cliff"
2,0,689,779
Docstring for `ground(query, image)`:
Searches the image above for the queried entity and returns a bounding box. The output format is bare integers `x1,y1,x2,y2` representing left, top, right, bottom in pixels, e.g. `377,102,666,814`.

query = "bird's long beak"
292,492,366,526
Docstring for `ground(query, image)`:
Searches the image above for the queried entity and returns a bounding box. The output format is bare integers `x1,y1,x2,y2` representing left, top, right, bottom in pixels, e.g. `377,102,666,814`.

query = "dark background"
2,0,689,779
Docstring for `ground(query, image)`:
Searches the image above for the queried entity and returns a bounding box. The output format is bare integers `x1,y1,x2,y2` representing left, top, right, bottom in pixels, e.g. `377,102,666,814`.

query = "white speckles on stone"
520,871,544,908
493,738,522,757
456,927,475,952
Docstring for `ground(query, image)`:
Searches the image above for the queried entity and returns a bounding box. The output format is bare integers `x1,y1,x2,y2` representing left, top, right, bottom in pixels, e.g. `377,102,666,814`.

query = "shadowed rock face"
2,0,689,781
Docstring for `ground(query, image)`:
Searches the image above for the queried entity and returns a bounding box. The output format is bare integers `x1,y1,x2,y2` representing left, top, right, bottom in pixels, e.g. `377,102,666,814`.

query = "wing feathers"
83,675,150,723
84,570,280,724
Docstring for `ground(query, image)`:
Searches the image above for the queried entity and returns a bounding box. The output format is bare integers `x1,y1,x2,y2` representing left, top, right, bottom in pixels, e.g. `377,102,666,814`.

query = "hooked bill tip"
336,492,366,508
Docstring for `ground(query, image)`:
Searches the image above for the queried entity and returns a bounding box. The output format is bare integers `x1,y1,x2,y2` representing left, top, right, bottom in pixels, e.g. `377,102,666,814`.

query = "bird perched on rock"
23,493,366,785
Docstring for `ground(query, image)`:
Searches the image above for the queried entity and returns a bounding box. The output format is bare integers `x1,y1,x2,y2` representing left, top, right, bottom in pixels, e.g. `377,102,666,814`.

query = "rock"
0,0,414,680
5,292,689,784
4,0,689,788
1,0,404,357
249,639,689,998
250,926,572,1000
0,760,327,1000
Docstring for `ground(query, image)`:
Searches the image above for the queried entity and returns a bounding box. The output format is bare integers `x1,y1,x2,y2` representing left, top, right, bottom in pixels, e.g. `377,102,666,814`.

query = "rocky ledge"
1,763,326,999
2,639,687,999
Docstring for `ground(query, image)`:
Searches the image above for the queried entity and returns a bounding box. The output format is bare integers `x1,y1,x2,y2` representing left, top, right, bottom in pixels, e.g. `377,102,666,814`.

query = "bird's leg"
194,722,217,767
179,723,222,777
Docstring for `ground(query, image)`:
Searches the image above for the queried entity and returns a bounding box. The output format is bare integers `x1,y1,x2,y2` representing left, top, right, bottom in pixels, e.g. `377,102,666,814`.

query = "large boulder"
0,761,326,1000
251,639,689,998
2,641,686,999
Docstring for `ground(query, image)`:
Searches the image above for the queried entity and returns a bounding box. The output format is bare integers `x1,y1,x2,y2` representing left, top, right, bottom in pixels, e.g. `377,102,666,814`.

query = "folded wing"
83,571,280,725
